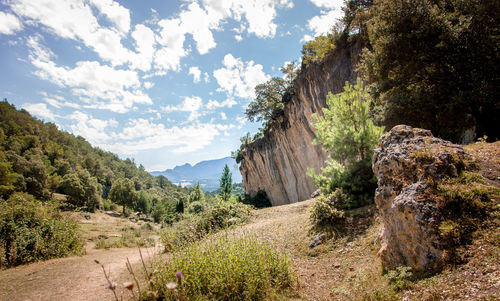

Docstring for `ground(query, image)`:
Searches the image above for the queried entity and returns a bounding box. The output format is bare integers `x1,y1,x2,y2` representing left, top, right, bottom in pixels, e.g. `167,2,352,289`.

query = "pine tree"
309,80,384,208
188,182,205,203
218,164,232,202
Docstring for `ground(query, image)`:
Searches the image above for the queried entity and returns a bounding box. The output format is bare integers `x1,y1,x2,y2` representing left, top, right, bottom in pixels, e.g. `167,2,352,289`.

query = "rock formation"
239,41,363,206
372,125,469,272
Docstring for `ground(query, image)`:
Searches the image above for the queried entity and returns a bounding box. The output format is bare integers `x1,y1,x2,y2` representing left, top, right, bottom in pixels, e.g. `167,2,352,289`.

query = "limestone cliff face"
239,41,363,206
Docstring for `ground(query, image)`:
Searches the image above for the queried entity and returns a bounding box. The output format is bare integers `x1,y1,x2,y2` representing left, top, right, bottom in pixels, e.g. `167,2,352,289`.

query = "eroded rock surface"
240,41,363,206
372,125,468,272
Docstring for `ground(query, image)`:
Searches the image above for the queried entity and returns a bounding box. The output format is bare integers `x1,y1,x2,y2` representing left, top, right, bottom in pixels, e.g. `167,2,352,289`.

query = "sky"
0,0,344,171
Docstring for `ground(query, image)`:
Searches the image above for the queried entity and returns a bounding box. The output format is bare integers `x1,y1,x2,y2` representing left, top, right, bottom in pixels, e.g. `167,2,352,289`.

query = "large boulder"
372,125,468,272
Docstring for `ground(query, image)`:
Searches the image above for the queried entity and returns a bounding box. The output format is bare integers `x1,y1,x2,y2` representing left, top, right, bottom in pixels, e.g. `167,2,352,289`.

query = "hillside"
150,156,242,191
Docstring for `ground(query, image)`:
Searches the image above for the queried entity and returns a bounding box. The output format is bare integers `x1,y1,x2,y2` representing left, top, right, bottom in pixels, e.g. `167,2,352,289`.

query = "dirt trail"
0,246,158,301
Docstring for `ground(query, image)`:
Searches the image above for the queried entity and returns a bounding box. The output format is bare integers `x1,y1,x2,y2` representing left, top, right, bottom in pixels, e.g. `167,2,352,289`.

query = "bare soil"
0,246,158,301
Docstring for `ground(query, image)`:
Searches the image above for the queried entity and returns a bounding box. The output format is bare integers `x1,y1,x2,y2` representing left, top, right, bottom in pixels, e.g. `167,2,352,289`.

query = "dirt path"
0,246,158,301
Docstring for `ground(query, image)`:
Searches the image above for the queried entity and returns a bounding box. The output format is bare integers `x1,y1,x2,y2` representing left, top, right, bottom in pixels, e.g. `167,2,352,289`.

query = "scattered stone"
309,233,326,249
332,263,341,269
311,189,321,198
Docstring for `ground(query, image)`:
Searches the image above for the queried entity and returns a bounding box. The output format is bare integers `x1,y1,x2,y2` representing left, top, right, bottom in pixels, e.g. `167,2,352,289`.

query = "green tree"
188,182,205,203
108,178,137,215
0,151,17,199
218,164,232,202
361,0,500,142
309,80,384,208
245,62,299,126
60,169,100,212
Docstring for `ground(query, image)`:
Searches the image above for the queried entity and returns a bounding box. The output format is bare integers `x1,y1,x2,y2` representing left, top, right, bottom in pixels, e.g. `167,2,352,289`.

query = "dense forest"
0,100,190,218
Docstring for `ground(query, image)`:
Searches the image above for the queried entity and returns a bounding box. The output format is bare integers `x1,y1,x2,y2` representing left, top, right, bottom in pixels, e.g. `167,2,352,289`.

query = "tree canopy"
218,164,232,202
361,0,500,142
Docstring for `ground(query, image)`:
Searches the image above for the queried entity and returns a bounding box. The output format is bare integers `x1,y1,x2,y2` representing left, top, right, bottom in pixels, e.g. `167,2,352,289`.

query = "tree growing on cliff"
219,165,232,202
309,80,384,208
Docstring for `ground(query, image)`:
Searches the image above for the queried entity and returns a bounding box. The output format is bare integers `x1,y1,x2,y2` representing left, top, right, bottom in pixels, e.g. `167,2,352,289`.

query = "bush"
0,192,84,268
161,202,251,252
147,235,294,300
309,190,347,230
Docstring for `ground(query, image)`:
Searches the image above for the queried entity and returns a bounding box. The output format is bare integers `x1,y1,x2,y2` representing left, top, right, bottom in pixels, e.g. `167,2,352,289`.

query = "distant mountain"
150,157,242,192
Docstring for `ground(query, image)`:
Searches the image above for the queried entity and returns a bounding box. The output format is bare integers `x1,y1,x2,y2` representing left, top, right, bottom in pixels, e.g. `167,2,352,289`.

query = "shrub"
309,189,347,231
147,235,294,301
186,200,206,214
0,192,84,268
161,202,251,252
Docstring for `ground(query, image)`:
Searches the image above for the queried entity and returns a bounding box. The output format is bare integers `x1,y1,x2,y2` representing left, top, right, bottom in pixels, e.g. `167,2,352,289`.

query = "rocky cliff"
239,41,363,206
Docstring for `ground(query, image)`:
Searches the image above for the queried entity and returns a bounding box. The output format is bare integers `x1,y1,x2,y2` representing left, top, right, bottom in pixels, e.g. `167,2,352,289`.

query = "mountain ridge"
150,156,242,191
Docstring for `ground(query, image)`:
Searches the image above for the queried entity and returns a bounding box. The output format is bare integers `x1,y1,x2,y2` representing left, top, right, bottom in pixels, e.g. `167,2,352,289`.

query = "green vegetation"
218,164,232,202
94,224,156,250
361,0,499,142
161,201,251,252
437,171,499,262
301,35,337,66
309,80,384,210
238,189,272,209
147,235,294,301
0,192,84,268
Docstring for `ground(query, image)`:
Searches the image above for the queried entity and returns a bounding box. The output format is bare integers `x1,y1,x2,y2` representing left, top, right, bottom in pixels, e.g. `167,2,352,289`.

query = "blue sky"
0,0,343,171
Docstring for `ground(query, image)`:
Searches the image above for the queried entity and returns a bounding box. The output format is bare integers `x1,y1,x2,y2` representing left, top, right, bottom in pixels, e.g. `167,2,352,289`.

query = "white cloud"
206,98,237,110
0,11,23,35
143,81,154,89
44,96,81,109
220,112,227,120
162,96,203,121
27,36,151,113
10,0,135,66
106,119,221,153
67,111,113,144
130,24,156,71
189,66,202,83
203,72,210,83
22,103,56,120
301,34,314,43
307,9,343,37
234,34,242,41
87,0,130,33
309,0,343,9
203,0,293,38
155,18,187,72
213,54,270,99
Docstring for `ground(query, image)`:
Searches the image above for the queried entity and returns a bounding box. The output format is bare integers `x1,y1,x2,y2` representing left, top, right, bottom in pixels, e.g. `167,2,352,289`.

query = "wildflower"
175,270,184,281
166,282,178,290
105,281,117,290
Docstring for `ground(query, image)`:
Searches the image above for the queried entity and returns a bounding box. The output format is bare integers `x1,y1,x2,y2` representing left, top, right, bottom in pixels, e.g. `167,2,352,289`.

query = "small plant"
95,225,156,249
147,235,295,300
385,266,414,292
309,189,347,230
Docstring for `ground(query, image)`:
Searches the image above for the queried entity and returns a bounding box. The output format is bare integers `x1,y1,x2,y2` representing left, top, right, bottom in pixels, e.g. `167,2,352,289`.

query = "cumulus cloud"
213,54,269,99
88,0,130,33
67,111,114,144
10,0,133,66
189,66,202,83
305,0,344,38
162,96,203,121
22,103,56,120
0,11,23,35
27,36,151,113
105,119,221,153
206,98,237,110
130,24,156,71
